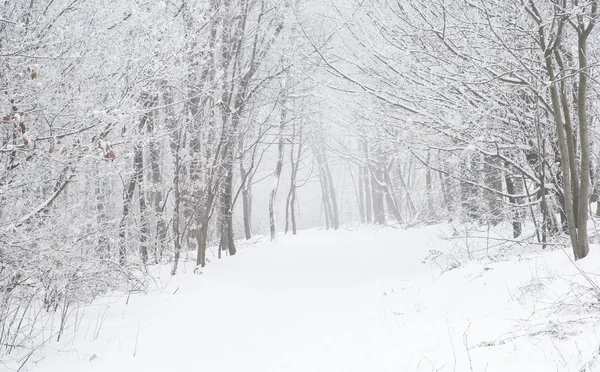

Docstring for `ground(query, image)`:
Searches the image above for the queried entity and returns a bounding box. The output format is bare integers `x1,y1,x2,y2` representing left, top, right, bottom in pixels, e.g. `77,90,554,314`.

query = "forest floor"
10,223,600,371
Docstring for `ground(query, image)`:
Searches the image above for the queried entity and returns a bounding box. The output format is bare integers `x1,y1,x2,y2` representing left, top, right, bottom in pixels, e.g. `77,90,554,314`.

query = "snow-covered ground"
8,224,600,371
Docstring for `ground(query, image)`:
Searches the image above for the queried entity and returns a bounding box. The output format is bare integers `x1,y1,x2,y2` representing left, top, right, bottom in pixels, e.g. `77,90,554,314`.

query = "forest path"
29,227,437,372
26,225,591,372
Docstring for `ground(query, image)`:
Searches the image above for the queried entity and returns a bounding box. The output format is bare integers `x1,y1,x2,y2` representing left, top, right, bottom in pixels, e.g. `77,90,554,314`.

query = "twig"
133,321,141,357
446,314,457,372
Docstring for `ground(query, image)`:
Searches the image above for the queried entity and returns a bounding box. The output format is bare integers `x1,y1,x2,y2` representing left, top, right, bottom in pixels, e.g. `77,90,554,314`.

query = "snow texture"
11,225,600,372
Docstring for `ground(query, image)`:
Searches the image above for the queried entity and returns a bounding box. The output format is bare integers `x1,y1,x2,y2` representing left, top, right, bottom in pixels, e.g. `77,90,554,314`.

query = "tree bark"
575,25,593,259
269,99,287,240
285,121,303,234
363,163,373,223
504,170,522,238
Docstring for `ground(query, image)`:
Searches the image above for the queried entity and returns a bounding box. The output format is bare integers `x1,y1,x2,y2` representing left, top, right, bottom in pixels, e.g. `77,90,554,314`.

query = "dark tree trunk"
504,170,522,238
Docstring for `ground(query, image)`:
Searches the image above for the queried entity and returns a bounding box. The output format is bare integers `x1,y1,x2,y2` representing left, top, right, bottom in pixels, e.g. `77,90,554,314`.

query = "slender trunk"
323,153,340,229
118,175,136,266
425,152,434,219
504,170,522,238
95,170,109,259
269,101,287,240
135,94,154,265
555,50,580,225
543,37,579,258
197,218,209,268
147,96,166,263
440,151,455,216
534,120,557,247
135,142,149,265
357,163,366,223
576,30,591,259
318,170,332,229
371,170,385,224
483,154,503,225
285,122,303,234
314,143,336,229
290,185,298,234
166,88,182,275
363,163,373,223
383,163,402,223
195,132,223,267
459,155,478,220
240,158,253,239
396,162,416,219
218,158,236,256
171,148,182,275
365,143,385,224
197,175,218,267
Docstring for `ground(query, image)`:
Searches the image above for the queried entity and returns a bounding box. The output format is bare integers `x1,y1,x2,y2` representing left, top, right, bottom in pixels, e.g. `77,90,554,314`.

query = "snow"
11,225,600,371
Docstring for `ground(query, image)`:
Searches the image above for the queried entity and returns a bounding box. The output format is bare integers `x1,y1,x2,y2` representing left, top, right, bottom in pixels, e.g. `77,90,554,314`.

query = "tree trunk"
239,153,253,239
363,163,373,223
135,94,155,265
542,32,580,259
147,95,166,263
555,50,580,226
285,121,302,234
357,162,366,223
118,174,136,266
364,143,385,224
323,152,340,229
134,141,149,265
95,168,110,259
269,100,287,240
425,152,434,219
504,171,522,239
166,87,183,275
318,169,332,229
397,158,417,219
575,30,591,259
382,163,402,223
483,154,503,225
218,158,236,256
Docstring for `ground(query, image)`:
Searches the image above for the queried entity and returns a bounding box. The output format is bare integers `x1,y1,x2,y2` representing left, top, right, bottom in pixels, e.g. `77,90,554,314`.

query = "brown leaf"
105,150,116,161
